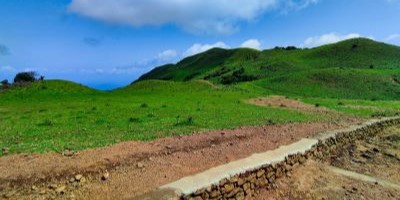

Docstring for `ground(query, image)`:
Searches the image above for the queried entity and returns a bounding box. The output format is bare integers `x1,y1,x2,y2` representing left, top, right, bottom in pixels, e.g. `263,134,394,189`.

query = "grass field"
0,80,324,154
1,80,399,155
1,38,400,155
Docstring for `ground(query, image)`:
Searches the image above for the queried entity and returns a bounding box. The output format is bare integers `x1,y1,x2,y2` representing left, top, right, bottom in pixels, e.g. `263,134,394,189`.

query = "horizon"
2,37,396,91
1,0,400,90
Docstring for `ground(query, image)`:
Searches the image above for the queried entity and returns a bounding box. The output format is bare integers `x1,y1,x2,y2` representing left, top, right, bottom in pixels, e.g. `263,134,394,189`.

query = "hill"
137,38,400,100
0,80,99,102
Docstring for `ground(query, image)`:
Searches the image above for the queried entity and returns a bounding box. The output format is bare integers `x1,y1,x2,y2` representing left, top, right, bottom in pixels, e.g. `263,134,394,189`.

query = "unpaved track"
0,120,359,199
253,125,400,200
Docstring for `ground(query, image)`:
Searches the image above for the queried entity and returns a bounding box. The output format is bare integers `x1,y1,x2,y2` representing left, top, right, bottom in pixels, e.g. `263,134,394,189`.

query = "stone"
55,185,66,194
299,157,307,164
210,190,220,198
237,178,245,186
223,184,235,193
62,150,75,157
69,177,76,183
31,185,38,191
137,162,145,169
256,169,265,177
49,184,58,190
101,171,110,181
75,174,83,181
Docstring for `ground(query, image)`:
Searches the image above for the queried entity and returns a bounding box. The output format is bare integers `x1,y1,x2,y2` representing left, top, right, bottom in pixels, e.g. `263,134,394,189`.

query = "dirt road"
0,121,357,200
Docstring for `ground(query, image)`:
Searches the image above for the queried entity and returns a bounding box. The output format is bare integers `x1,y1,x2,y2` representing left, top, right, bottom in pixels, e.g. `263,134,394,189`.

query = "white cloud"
241,39,262,50
183,42,230,57
301,33,365,48
69,0,319,35
157,49,177,61
0,66,16,72
386,34,400,42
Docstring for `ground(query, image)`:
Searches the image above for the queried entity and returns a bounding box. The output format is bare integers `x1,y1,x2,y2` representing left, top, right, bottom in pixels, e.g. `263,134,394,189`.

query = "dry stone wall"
182,118,400,200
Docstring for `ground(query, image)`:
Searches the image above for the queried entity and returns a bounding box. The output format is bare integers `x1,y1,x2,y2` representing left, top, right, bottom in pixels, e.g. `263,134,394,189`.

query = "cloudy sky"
1,0,400,89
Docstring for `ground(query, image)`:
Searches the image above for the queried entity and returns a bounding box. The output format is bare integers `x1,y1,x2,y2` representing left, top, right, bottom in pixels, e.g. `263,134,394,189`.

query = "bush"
1,79,9,86
140,103,148,108
14,71,37,83
221,68,257,84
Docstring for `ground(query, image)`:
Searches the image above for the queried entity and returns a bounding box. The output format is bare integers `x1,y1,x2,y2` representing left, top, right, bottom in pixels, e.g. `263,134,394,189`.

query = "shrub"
175,116,194,126
337,102,345,106
140,103,148,108
129,117,141,123
1,79,9,86
315,103,320,107
14,71,37,83
39,119,54,126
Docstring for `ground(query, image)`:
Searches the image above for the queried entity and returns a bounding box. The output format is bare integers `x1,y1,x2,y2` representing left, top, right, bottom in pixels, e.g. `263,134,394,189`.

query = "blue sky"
1,0,400,90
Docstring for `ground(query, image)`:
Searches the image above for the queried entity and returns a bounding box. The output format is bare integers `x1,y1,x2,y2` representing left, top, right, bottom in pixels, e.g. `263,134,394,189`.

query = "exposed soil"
0,120,359,199
248,96,328,112
252,125,400,200
252,160,400,200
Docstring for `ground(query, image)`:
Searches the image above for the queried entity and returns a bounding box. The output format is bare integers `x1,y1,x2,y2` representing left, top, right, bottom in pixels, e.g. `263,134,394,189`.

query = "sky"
1,0,400,90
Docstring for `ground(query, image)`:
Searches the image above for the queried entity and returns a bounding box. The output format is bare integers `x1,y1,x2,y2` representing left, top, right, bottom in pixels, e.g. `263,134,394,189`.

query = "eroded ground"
253,125,400,200
0,121,355,200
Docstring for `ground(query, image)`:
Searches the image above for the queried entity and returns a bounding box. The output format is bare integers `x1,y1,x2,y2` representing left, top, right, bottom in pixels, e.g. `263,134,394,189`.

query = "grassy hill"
2,38,400,155
137,38,400,100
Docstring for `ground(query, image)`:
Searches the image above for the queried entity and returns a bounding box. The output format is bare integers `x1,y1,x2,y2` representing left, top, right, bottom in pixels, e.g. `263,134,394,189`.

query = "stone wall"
182,118,400,200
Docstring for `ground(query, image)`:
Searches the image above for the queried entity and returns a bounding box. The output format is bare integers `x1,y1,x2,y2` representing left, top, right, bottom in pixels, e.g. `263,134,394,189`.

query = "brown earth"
248,96,328,112
252,160,400,200
252,125,400,200
0,120,360,200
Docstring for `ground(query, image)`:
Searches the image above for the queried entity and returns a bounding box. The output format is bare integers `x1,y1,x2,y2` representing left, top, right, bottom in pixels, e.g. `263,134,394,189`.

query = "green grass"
138,38,400,100
2,38,400,155
0,80,326,155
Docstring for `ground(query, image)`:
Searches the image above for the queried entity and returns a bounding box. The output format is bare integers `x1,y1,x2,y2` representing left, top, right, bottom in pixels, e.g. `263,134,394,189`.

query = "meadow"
1,38,400,155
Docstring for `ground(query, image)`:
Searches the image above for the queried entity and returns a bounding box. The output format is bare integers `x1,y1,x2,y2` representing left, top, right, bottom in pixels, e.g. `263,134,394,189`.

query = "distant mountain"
136,38,400,100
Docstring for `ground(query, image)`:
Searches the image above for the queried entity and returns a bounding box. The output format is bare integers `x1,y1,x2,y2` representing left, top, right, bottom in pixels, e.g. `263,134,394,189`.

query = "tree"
0,79,9,86
13,71,37,83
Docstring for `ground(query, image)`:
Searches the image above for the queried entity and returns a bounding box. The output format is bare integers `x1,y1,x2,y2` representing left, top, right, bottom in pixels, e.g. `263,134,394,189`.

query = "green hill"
0,80,99,102
137,38,400,100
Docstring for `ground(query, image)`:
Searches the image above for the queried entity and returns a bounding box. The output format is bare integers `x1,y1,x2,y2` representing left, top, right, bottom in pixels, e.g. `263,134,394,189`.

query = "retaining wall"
138,117,400,200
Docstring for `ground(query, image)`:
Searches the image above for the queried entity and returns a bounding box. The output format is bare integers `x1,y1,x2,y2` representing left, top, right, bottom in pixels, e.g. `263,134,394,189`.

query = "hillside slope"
136,38,400,100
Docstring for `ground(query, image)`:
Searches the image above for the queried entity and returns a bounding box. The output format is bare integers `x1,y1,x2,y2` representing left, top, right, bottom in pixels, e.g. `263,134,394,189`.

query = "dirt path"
252,160,400,200
252,125,400,200
248,96,326,112
0,120,359,199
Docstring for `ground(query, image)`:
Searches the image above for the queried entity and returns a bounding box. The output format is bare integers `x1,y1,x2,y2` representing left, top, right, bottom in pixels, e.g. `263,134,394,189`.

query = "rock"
166,145,173,149
75,174,83,181
55,185,66,194
31,185,38,191
101,171,110,181
69,177,76,183
210,190,220,198
2,147,9,155
49,184,58,190
80,177,86,183
136,162,144,169
223,184,235,193
62,150,75,157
